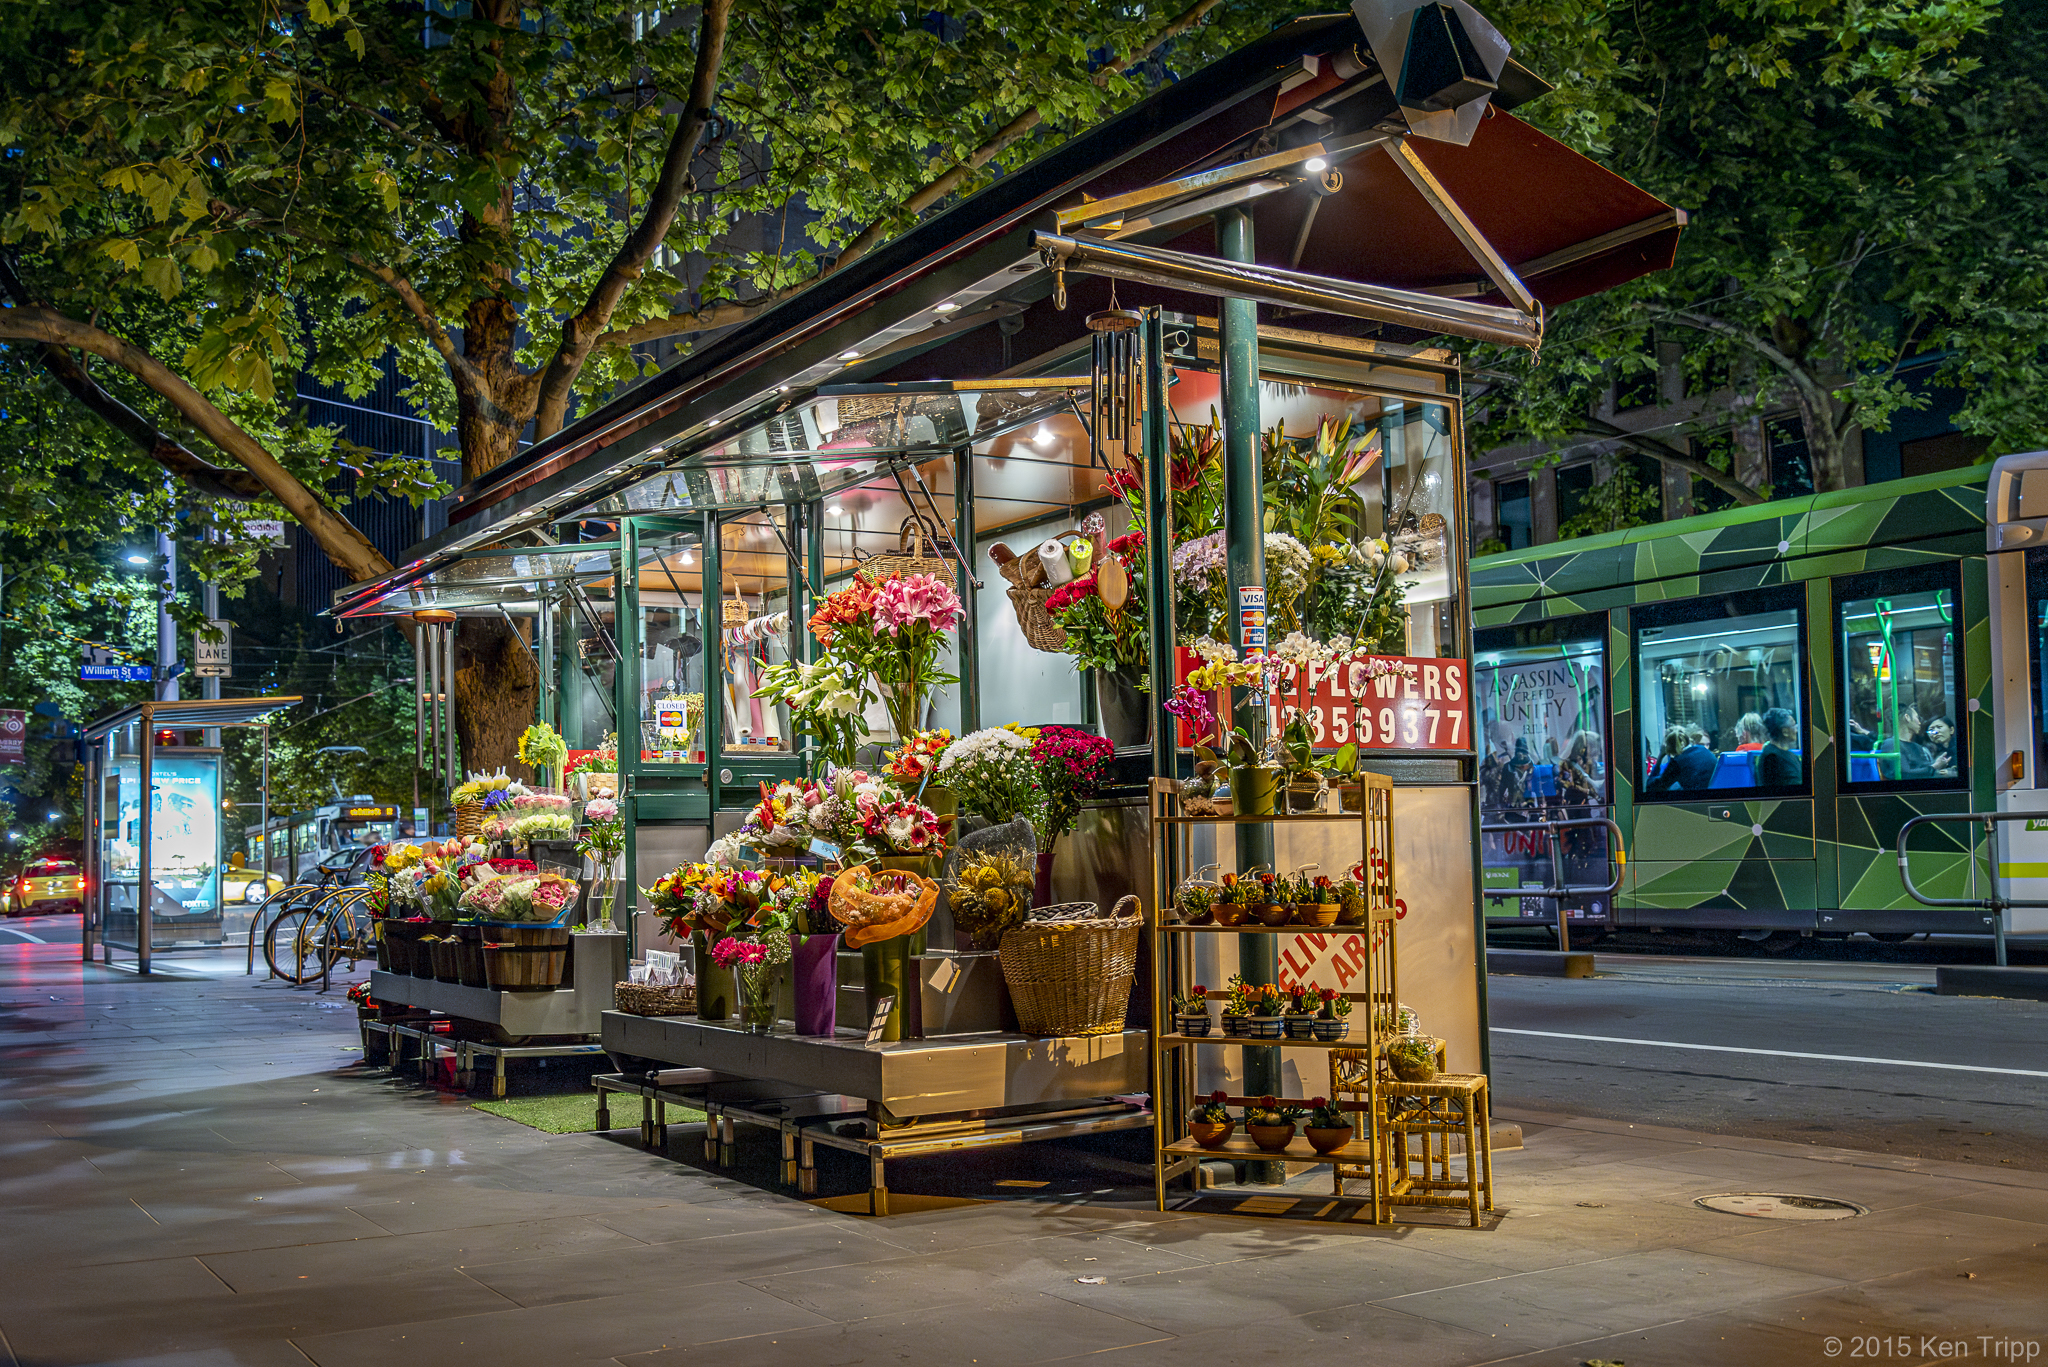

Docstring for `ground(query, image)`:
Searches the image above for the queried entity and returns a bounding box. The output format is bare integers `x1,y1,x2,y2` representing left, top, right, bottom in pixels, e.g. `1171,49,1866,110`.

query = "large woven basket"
860,516,953,581
998,896,1142,1037
454,801,482,840
615,982,698,1016
989,541,1067,652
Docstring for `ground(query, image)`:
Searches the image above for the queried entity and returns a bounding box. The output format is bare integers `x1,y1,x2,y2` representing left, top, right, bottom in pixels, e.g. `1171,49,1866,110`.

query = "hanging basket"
722,581,749,628
997,896,1142,1037
859,516,954,581
989,541,1067,652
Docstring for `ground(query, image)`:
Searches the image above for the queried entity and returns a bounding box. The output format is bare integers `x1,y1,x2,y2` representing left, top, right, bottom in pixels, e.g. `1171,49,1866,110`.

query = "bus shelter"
81,695,300,973
333,4,1680,1211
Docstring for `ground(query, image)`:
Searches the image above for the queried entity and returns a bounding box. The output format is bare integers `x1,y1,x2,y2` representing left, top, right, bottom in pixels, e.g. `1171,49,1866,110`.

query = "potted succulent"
1253,872,1292,928
1303,1096,1354,1155
1313,987,1352,1041
1220,975,1255,1037
1294,871,1340,926
1244,982,1286,1040
1188,1091,1235,1150
1281,982,1319,1040
1179,750,1232,817
1322,740,1364,813
1214,871,1258,927
1174,983,1214,1036
1244,1096,1304,1153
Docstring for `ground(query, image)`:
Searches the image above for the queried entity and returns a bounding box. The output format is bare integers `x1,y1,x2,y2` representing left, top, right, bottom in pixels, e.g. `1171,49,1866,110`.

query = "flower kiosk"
332,5,1676,1219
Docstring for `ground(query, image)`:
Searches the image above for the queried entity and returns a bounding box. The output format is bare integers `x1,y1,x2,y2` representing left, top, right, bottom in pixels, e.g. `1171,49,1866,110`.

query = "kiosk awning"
83,696,303,740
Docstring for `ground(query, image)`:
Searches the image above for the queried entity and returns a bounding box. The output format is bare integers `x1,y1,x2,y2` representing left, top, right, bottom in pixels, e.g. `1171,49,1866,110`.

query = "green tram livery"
1470,460,2018,944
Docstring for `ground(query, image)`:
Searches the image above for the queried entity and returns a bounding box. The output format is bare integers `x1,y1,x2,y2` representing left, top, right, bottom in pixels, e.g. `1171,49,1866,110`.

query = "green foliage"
1555,456,1664,540
1473,0,2044,497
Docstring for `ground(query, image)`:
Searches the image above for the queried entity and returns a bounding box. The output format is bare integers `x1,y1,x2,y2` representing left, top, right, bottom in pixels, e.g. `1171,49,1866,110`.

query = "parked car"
9,859,84,915
221,866,288,905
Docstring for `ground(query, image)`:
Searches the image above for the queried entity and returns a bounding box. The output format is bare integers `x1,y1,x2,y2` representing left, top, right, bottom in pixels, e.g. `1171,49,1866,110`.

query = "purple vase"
1034,850,1056,910
791,932,839,1036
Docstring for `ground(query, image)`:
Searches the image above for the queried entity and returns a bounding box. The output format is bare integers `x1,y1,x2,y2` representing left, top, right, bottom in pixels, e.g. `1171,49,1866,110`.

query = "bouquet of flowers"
494,872,579,924
506,811,574,845
457,871,511,919
935,727,1040,826
517,722,568,786
943,848,1033,944
1030,725,1114,845
863,797,943,856
511,792,573,812
798,767,895,858
452,771,528,811
885,729,951,788
741,781,813,855
868,572,964,741
565,734,619,777
752,656,871,775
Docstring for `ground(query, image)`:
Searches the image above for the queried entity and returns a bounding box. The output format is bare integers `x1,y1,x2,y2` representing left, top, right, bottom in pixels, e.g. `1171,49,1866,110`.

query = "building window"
1496,477,1532,551
1838,567,1962,789
1768,418,1814,497
1634,587,1806,799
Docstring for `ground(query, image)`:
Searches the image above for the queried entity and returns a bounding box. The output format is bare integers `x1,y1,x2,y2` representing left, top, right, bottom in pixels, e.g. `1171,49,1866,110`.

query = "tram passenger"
1646,724,1715,792
1733,712,1767,752
1757,707,1801,787
1923,716,1958,778
1890,706,1943,780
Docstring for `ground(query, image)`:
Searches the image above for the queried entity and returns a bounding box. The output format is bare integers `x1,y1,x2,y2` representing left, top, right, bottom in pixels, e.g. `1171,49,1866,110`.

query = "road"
0,912,81,946
1487,953,2048,1171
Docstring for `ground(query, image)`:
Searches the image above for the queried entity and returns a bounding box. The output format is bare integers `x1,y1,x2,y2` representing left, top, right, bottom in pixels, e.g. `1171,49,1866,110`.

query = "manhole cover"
1696,1193,1867,1221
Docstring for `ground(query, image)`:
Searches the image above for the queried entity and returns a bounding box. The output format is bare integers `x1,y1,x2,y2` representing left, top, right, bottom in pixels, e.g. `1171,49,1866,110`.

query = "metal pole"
1216,206,1281,1175
954,449,981,735
442,622,458,791
1550,825,1572,954
80,735,95,964
1142,310,1175,781
138,704,153,975
157,531,179,703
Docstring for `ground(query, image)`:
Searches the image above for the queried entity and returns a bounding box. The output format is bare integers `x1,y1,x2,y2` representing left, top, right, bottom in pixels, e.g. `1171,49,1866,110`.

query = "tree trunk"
1792,382,1856,493
454,617,540,783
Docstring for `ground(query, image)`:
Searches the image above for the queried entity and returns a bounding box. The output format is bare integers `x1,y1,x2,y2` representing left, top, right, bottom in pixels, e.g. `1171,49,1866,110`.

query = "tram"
245,799,401,884
1470,454,2048,945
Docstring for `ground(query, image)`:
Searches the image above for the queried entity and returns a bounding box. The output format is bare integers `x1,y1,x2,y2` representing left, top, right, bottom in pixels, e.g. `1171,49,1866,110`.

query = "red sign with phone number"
1172,649,1472,752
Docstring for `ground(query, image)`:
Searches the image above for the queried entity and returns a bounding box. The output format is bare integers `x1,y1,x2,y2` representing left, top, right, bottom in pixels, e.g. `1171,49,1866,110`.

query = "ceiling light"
934,301,961,314
837,349,862,361
1033,425,1056,446
1304,156,1329,172
826,505,844,517
679,550,694,565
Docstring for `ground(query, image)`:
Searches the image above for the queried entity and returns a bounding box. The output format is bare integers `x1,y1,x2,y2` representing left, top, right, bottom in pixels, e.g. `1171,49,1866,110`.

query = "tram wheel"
1869,932,1921,944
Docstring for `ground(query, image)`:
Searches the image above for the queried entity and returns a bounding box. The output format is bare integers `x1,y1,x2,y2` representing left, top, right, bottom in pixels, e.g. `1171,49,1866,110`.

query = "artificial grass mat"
472,1091,706,1135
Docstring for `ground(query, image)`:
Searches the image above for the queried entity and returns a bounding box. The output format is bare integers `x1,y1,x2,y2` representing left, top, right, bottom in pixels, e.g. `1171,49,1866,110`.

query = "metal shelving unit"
1147,773,1401,1221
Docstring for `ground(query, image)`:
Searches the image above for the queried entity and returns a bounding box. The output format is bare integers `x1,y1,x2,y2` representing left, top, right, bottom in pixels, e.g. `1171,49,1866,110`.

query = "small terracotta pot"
1253,904,1293,928
1305,1125,1353,1155
1189,1120,1236,1150
1293,903,1340,926
1246,1122,1296,1154
1213,904,1252,927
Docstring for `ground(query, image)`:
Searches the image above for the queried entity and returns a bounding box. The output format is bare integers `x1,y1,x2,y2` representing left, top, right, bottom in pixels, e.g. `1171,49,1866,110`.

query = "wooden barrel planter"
429,936,462,983
453,925,487,988
381,921,423,976
483,924,570,991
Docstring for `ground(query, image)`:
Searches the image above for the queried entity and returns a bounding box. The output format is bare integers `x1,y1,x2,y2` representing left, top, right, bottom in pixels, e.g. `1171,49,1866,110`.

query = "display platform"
368,928,628,1039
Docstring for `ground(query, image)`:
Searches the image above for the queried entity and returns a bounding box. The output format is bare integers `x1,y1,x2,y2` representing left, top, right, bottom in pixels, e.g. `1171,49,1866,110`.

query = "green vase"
860,935,919,1041
693,930,735,1022
1230,765,1278,816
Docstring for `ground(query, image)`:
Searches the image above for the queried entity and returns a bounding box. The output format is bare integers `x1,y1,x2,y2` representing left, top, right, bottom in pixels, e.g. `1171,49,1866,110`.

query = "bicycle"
263,884,377,987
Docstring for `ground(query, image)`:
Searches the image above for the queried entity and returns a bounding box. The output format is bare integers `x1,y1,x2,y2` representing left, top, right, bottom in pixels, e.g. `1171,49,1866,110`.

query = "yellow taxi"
8,858,84,916
222,855,287,906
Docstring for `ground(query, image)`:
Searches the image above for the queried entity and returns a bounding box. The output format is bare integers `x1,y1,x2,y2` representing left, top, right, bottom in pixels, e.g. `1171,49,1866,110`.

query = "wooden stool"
1379,1073,1494,1227
1328,1041,1448,1211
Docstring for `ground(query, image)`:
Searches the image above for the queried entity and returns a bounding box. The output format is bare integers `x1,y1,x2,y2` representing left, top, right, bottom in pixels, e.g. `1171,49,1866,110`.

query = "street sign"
0,710,24,763
79,644,150,683
194,620,231,678
243,519,287,545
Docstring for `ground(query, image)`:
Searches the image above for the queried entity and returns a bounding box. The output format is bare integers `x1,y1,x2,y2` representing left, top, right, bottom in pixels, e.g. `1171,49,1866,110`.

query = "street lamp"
124,553,149,565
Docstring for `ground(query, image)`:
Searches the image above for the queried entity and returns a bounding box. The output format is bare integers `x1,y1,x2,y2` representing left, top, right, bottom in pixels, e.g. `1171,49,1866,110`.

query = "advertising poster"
106,754,222,936
1473,647,1610,922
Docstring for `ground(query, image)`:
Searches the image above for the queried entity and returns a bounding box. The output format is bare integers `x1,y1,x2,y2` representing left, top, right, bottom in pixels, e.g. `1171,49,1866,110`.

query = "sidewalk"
0,943,2040,1366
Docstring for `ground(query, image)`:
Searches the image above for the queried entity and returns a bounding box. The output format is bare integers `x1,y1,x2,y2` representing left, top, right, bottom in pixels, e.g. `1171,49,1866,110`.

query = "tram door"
1984,450,2048,933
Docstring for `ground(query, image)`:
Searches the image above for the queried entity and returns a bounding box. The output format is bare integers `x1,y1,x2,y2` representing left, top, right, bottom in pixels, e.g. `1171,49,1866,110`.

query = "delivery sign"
1174,650,1471,752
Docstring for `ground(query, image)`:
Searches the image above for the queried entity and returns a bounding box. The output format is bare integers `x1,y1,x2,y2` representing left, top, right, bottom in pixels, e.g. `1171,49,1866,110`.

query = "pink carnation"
871,573,963,635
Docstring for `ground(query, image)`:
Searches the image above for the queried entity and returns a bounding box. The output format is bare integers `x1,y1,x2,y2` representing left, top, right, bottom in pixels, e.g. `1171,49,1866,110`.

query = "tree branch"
1662,307,1842,435
531,0,734,437
0,304,393,581
0,261,266,501
831,0,1223,272
344,252,481,395
300,78,447,154
1571,414,1763,505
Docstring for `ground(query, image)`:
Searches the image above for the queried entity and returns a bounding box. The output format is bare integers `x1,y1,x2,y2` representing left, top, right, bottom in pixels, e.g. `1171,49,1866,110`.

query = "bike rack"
1895,811,2048,968
1479,816,1626,954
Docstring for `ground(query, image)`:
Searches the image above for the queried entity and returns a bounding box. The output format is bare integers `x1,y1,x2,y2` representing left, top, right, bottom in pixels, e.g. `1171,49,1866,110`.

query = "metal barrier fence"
1479,816,1625,954
1895,811,2048,968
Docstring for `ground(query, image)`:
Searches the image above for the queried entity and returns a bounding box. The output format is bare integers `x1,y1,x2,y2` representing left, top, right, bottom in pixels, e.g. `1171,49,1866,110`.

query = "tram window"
1634,596,1805,798
1473,624,1606,817
1839,576,1962,789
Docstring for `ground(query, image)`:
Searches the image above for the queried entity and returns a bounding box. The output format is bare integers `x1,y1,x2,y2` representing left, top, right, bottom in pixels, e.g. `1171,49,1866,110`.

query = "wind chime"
1086,304,1142,614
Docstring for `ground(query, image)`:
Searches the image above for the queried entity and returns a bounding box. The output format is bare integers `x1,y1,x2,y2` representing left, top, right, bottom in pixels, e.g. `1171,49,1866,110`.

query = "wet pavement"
1,941,2043,1366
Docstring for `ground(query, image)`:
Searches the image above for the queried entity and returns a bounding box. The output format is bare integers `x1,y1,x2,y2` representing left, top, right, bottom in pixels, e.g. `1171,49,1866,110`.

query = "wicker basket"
860,516,953,581
455,801,482,840
989,541,1067,652
723,582,749,627
998,895,1142,1037
615,981,699,1016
